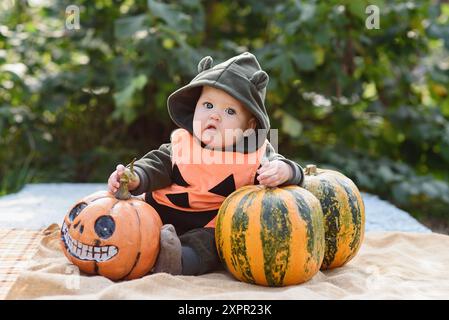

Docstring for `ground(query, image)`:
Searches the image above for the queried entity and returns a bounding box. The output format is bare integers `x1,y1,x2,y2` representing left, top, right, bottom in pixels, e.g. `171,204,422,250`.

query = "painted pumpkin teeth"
61,221,118,262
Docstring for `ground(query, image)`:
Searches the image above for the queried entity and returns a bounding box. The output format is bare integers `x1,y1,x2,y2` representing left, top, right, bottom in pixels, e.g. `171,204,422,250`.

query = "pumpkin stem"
305,164,318,175
115,158,137,200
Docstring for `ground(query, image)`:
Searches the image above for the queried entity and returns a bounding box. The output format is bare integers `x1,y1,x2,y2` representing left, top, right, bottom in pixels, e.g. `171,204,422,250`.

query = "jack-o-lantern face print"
151,129,268,215
60,191,162,281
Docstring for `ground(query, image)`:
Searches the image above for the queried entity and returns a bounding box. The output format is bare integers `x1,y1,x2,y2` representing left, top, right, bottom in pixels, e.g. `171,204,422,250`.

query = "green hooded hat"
167,52,270,151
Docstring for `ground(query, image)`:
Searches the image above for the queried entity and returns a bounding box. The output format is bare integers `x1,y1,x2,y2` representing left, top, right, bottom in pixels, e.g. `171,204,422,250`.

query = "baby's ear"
248,117,257,130
198,56,214,73
250,70,269,91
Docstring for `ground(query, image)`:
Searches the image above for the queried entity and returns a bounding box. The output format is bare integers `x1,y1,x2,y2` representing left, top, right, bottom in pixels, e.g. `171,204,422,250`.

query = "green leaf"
440,129,449,162
347,1,368,20
281,112,303,138
291,50,316,71
265,54,295,83
113,75,148,124
147,0,192,32
299,2,316,22
114,14,149,40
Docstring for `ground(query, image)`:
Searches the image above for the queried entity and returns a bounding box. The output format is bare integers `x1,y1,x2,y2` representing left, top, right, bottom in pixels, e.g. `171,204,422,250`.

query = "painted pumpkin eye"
69,202,87,222
94,216,115,239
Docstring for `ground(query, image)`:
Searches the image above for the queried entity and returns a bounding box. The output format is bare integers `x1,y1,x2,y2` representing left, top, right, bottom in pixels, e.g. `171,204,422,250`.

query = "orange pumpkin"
60,161,162,281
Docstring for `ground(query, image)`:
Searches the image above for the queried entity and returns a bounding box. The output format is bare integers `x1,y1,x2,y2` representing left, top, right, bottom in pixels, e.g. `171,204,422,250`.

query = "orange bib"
151,129,267,227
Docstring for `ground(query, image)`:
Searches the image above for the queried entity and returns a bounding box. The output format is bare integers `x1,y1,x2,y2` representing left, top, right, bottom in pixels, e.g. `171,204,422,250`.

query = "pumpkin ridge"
218,187,252,278
123,205,143,280
215,202,226,266
89,195,112,203
287,189,315,263
216,187,250,268
120,252,141,281
216,197,232,267
109,200,120,213
335,177,363,254
230,190,257,284
317,177,340,269
261,189,291,286
302,190,325,268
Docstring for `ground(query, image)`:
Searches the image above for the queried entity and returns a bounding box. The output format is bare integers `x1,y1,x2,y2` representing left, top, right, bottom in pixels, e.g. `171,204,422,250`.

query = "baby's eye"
225,108,236,115
204,102,213,109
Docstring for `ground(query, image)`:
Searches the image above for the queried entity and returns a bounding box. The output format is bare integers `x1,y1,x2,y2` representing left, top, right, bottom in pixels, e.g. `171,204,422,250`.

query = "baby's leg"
179,228,223,276
152,224,182,275
151,225,223,276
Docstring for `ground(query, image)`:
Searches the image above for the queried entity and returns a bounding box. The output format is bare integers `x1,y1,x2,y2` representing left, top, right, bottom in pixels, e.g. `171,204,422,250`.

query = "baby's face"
193,86,256,148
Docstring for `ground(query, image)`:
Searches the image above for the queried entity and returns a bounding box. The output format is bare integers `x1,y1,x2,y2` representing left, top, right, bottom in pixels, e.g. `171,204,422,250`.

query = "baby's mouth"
205,124,217,131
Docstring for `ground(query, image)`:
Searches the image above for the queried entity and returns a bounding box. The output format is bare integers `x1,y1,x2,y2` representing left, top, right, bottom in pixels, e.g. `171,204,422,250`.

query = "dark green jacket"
131,52,304,197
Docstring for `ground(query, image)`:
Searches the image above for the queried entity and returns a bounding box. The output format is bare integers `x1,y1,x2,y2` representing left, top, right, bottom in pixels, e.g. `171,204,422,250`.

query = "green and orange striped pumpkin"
215,185,325,286
302,165,365,270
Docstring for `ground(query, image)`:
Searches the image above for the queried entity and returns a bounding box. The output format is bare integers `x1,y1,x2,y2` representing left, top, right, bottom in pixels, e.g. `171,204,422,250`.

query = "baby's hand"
257,160,293,187
108,164,140,194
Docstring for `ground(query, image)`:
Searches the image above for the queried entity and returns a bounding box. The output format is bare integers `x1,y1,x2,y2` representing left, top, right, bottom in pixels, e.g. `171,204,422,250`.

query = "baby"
107,52,304,276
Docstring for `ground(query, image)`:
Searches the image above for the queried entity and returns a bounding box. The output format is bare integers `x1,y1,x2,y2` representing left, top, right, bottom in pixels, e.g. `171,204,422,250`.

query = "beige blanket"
5,224,449,300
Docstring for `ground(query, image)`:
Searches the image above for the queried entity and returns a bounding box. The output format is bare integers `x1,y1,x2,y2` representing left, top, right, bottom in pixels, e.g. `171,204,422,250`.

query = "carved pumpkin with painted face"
60,161,162,281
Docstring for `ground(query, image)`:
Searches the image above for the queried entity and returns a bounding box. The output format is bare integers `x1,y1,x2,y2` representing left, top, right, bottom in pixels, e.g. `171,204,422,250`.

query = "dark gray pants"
179,227,224,275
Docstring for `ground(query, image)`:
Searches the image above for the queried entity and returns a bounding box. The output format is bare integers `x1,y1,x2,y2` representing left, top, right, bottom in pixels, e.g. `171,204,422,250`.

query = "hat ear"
198,56,213,73
250,70,269,90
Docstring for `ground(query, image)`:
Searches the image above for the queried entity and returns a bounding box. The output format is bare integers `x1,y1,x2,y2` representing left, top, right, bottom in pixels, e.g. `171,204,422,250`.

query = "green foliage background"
1,0,449,223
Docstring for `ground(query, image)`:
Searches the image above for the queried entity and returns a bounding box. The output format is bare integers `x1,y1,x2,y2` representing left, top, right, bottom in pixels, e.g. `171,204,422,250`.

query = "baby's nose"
209,113,220,121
